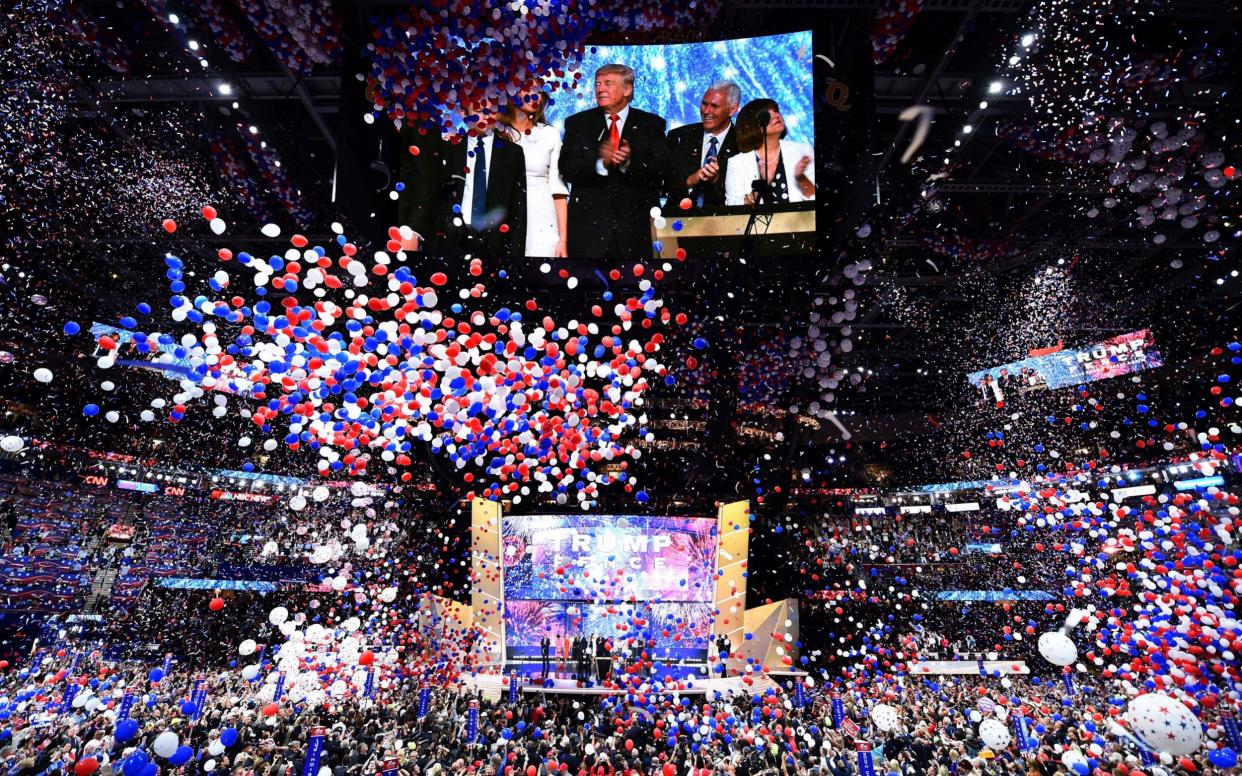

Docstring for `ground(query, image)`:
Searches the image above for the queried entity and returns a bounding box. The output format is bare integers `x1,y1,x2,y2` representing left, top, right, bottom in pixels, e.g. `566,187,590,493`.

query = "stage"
457,670,784,700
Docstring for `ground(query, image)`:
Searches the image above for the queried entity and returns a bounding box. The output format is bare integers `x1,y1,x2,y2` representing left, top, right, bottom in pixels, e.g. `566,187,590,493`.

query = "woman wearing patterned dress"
497,88,569,257
724,98,816,207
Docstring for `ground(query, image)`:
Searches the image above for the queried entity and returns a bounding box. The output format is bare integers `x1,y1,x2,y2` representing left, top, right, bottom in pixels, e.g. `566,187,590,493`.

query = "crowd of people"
2,647,1236,776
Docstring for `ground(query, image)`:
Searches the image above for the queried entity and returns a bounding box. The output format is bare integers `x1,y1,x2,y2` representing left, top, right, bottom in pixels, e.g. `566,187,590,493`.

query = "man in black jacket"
665,81,742,209
398,105,527,257
540,634,551,678
559,64,669,259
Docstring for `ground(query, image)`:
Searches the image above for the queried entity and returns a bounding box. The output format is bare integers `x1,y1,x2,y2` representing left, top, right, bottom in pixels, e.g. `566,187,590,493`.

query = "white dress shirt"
595,104,631,177
461,131,495,227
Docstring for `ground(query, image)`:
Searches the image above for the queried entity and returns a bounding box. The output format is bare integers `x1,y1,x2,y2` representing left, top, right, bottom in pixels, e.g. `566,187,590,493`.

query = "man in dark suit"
398,105,527,257
594,635,610,682
539,634,551,678
665,81,742,209
559,64,669,259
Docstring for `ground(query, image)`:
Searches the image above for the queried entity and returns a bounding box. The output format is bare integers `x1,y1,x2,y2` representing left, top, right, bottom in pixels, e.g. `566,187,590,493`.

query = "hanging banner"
1012,714,1033,751
509,670,519,705
191,676,208,722
855,741,876,776
117,694,136,723
60,684,80,714
417,685,431,719
795,677,807,708
365,670,375,700
466,700,479,744
1221,712,1242,752
273,674,286,702
302,726,326,776
831,692,844,728
1061,672,1074,696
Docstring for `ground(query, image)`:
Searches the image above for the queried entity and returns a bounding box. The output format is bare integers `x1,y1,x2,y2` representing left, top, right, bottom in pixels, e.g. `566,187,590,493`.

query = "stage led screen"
544,31,814,146
502,514,717,603
967,329,1163,393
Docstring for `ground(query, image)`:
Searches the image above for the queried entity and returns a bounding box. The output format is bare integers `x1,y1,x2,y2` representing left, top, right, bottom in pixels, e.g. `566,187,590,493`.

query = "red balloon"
663,765,675,776
201,206,217,221
262,702,280,717
527,767,537,776
208,597,225,611
625,739,634,752
74,759,99,776
359,651,375,666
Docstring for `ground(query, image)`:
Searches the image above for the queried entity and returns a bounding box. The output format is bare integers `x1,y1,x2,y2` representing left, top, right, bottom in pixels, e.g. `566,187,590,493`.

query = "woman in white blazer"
724,98,816,206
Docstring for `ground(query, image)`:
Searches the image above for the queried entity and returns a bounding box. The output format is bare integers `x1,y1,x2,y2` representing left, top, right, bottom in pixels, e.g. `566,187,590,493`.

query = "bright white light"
219,83,233,96
248,125,258,134
979,100,988,109
962,124,973,134
188,40,199,51
1021,33,1036,47
988,81,1004,94
1008,55,1021,65
168,13,179,23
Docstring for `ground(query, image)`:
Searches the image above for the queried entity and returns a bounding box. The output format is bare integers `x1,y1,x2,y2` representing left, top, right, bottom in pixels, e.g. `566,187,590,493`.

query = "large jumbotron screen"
501,514,717,659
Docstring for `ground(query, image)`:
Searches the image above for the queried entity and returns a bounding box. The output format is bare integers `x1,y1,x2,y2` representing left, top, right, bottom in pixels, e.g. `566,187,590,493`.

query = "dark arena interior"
0,1,1239,776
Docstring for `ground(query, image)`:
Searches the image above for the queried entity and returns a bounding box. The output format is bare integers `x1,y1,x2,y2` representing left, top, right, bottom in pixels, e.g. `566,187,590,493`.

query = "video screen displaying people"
397,31,815,260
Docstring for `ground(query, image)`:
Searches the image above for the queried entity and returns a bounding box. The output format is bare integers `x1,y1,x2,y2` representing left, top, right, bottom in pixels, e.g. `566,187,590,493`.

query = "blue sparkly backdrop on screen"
544,31,814,145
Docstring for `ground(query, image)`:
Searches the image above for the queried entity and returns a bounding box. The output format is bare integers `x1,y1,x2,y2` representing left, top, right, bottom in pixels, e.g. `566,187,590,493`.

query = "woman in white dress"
724,98,816,207
497,89,569,257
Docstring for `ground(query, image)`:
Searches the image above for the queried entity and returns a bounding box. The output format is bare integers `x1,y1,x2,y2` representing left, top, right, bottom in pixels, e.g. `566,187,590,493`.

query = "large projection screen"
500,514,718,660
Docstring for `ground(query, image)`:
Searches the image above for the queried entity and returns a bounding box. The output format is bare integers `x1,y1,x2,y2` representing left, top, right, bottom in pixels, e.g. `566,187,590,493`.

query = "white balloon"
870,703,899,732
269,606,289,625
0,435,24,453
1127,693,1202,755
205,760,217,772
241,664,260,681
979,718,1012,750
153,730,180,758
238,639,257,656
1038,632,1077,666
208,741,225,756
33,368,53,383
261,223,281,237
210,218,227,235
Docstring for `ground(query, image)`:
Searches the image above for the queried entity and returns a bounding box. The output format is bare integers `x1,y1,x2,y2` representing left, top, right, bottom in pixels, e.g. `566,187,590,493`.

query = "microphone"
756,110,771,128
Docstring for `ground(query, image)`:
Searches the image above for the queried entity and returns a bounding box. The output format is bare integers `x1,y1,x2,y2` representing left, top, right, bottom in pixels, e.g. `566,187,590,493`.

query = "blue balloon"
148,669,165,683
140,763,158,776
115,719,139,743
1209,749,1238,769
168,746,194,767
180,701,198,717
64,321,81,336
122,750,149,776
83,404,100,416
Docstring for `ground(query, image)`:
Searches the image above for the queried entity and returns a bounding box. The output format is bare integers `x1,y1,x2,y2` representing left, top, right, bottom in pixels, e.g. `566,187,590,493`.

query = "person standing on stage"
595,635,610,682
558,631,570,675
540,633,551,678
558,63,670,259
665,81,742,209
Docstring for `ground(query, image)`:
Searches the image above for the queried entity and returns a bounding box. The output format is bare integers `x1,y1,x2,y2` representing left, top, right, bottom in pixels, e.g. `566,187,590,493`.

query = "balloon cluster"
871,0,924,65
364,0,594,137
208,132,279,224
79,216,687,504
1081,118,1235,245
194,0,254,64
237,125,315,224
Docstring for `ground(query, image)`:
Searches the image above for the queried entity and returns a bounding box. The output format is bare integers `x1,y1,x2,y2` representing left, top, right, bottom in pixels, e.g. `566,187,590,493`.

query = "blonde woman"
498,88,569,257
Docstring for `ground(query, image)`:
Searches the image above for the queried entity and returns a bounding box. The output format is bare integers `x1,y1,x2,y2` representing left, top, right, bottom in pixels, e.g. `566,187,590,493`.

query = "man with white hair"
665,80,742,209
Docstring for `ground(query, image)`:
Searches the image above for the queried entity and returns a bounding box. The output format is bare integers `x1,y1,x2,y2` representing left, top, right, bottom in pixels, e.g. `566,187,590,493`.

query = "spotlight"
1021,33,1036,47
962,124,973,134
248,125,258,134
168,13,179,23
219,83,233,96
188,40,199,51
988,81,1004,94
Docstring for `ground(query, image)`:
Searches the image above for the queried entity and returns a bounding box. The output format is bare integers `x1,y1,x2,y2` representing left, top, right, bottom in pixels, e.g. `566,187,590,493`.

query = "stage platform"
457,666,801,702
907,660,1029,675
